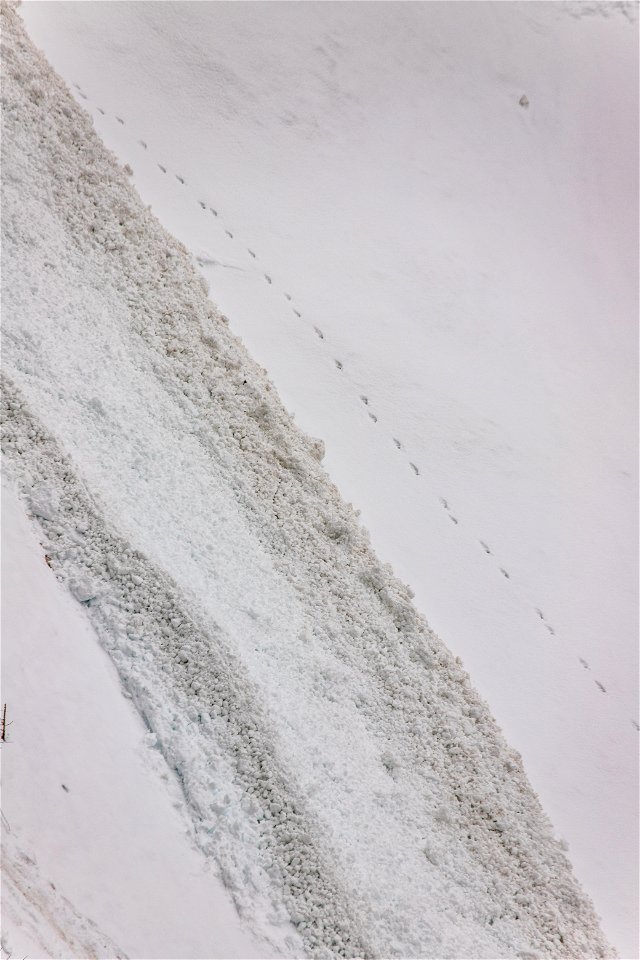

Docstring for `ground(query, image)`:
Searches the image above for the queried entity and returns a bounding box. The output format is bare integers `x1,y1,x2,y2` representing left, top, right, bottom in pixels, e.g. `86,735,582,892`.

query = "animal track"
632,720,639,731
82,92,607,709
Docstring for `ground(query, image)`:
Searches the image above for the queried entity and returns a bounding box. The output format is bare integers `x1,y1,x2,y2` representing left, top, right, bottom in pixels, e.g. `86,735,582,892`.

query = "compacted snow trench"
0,4,624,959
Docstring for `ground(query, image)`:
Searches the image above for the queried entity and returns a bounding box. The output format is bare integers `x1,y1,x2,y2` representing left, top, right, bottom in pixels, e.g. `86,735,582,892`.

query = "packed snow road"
1,5,612,958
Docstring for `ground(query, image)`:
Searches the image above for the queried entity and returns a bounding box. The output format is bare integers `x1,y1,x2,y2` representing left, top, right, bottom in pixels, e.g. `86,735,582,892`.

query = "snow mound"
1,5,612,957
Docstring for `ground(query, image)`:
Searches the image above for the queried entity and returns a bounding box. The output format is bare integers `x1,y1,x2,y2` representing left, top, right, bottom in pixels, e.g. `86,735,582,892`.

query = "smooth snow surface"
2,2,635,957
1,481,278,960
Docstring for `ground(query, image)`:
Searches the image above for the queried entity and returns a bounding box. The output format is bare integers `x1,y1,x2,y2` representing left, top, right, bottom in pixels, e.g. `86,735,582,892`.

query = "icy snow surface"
2,1,636,957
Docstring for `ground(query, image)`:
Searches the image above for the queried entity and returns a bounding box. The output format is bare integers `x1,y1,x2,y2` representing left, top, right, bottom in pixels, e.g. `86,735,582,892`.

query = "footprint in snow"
293,309,302,318
579,658,590,670
449,515,458,525
210,207,218,217
632,720,639,731
314,326,324,340
199,201,206,210
116,116,124,125
97,107,105,115
440,497,449,510
479,540,492,555
176,174,185,185
264,274,272,284
284,292,292,301
335,360,343,370
225,230,234,239
158,164,167,173
393,438,402,450
360,395,369,406
545,623,555,636
139,140,147,150
409,463,420,476
595,680,606,693
78,91,88,100
500,568,510,579
248,249,256,258
368,412,378,423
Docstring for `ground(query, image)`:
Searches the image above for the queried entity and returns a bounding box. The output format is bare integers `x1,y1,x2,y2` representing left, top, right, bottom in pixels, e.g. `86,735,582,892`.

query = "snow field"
1,4,619,958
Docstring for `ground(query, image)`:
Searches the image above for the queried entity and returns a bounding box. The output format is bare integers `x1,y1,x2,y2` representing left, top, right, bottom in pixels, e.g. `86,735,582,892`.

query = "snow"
2,1,636,957
1,480,277,960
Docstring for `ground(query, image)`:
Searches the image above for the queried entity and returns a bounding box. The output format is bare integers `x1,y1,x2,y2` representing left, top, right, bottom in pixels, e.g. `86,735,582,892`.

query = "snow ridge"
1,5,612,957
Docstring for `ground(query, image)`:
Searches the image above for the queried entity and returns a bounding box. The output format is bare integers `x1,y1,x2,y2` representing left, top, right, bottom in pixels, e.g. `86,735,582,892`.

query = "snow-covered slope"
1,481,279,960
15,1,638,955
0,4,617,957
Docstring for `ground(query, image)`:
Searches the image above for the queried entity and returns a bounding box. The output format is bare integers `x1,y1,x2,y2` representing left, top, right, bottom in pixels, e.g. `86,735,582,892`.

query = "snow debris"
0,6,613,959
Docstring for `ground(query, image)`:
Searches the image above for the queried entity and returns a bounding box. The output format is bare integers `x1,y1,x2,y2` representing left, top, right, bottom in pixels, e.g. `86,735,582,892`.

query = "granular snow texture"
1,5,612,958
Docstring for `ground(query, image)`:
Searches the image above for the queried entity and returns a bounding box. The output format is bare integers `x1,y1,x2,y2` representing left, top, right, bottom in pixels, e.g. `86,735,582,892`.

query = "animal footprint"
368,412,378,423
579,658,590,670
409,463,420,476
97,107,105,115
264,274,272,284
293,309,302,318
393,438,402,450
360,395,369,406
449,515,458,525
500,568,510,580
210,208,218,217
545,624,555,636
314,326,324,340
479,541,492,555
116,116,124,125
158,164,166,173
595,680,606,694
335,360,343,370
284,293,292,301
248,249,256,258
632,720,639,731
78,91,88,100
139,140,147,150
225,230,234,239
199,201,206,210
440,497,449,510
176,174,185,185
